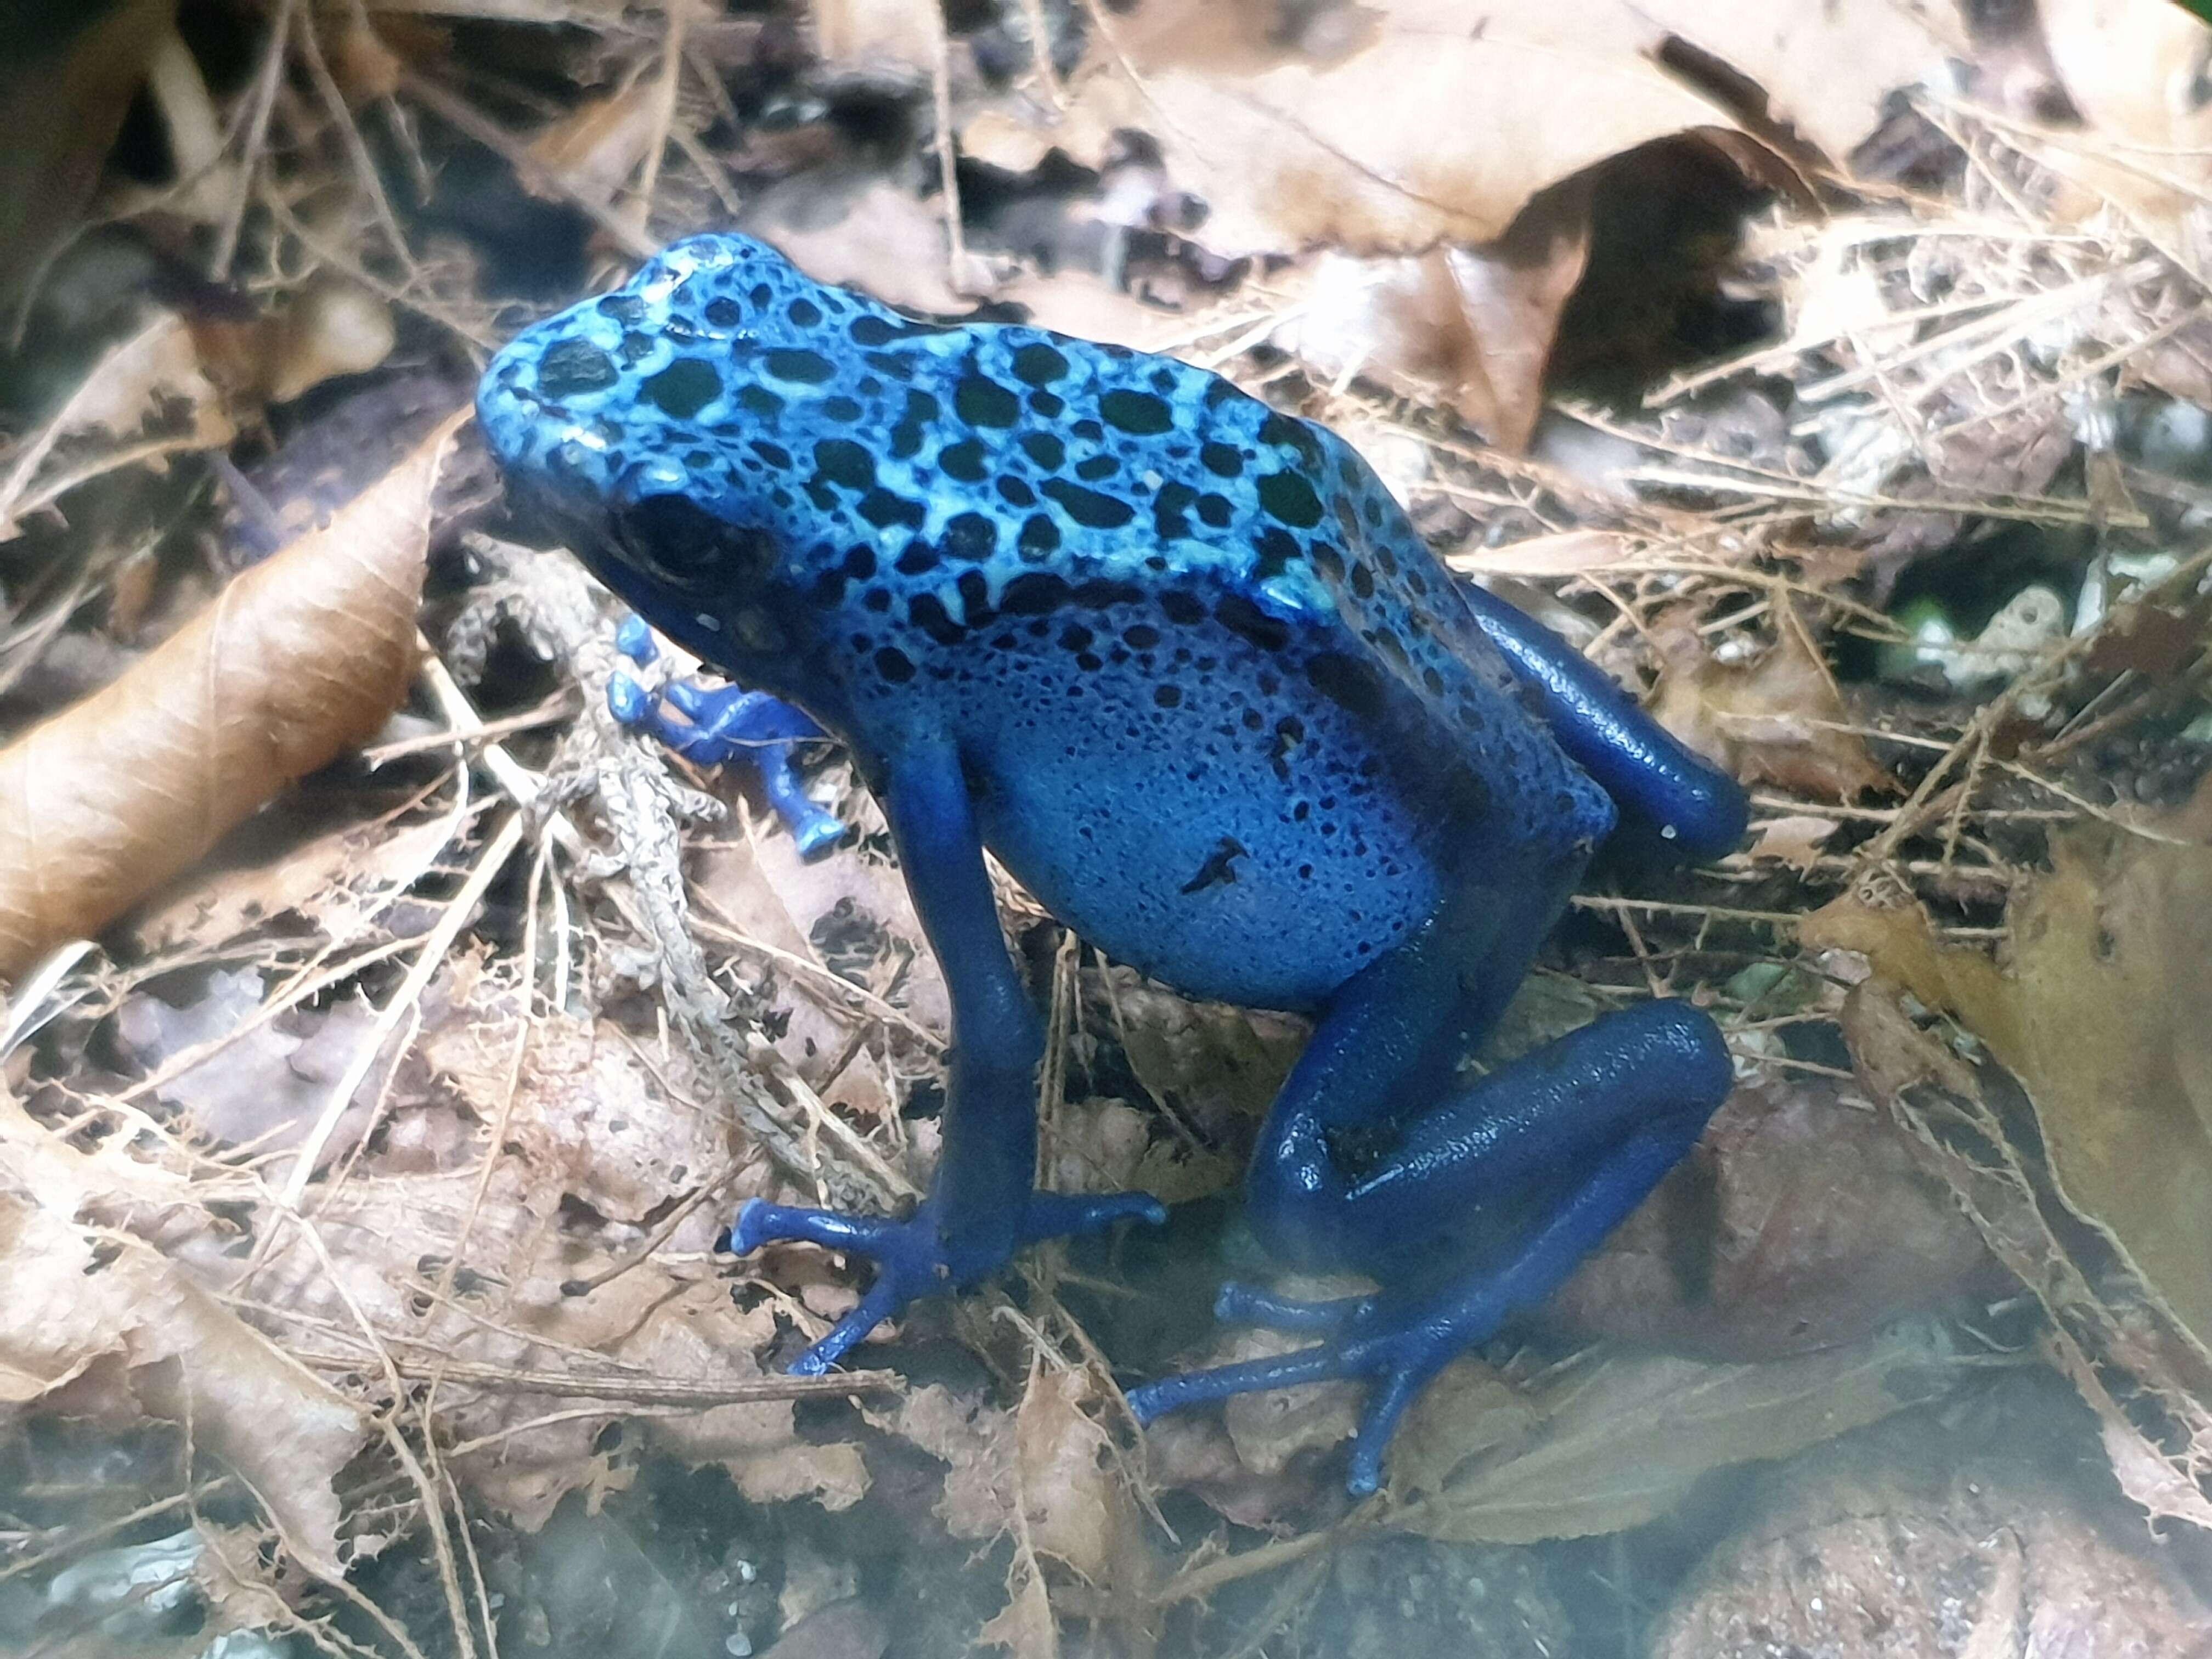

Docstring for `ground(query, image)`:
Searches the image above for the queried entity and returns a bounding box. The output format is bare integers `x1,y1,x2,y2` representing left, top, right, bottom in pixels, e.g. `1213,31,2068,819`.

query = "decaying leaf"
1386,1323,1965,1544
1827,981,2212,1532
0,415,459,981
0,1119,364,1581
1803,805,2212,1353
0,312,234,540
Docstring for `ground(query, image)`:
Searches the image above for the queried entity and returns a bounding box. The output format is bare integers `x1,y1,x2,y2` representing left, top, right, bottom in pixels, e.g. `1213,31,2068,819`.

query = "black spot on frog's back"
539,338,619,398
641,358,721,419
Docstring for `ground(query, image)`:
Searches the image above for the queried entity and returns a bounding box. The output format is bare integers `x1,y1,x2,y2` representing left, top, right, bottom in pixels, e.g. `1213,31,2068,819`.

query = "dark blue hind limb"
1458,584,1747,866
1127,998,1730,1493
730,741,1165,1373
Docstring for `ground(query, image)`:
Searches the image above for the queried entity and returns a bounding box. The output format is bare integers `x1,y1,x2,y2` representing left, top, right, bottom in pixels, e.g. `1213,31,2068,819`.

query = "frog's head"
475,234,826,677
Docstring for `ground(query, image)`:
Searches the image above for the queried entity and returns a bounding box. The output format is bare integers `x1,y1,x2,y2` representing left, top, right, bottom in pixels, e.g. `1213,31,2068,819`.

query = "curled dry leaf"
0,414,460,981
1276,187,1592,453
0,312,233,540
1028,0,1753,258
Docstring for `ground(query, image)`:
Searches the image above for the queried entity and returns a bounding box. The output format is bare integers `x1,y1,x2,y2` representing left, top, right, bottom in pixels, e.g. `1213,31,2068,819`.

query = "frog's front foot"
732,1190,1167,1373
609,616,847,856
1125,1280,1505,1497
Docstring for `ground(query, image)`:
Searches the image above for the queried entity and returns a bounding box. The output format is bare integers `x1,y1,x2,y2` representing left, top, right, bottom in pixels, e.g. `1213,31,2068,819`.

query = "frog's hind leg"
1457,583,1747,867
730,740,1165,1374
1125,871,1733,1495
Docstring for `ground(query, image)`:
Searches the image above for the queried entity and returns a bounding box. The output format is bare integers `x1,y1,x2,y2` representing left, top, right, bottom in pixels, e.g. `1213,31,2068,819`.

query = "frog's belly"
966,659,1455,1014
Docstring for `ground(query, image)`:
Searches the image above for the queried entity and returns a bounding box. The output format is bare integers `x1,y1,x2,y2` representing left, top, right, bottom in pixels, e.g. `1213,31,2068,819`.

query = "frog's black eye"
612,493,780,595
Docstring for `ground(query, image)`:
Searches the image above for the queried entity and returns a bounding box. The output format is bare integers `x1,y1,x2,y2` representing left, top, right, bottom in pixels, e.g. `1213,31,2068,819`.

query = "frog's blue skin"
476,234,1748,1495
608,612,847,856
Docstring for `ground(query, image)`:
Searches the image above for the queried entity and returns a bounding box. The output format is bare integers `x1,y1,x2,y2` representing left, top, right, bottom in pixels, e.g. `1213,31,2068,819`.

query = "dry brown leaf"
976,1569,1058,1659
0,1189,364,1581
1650,624,1892,800
1278,188,1592,453
1030,0,1753,258
1745,812,1841,870
754,184,970,318
1803,810,2212,1353
810,0,939,72
0,415,459,981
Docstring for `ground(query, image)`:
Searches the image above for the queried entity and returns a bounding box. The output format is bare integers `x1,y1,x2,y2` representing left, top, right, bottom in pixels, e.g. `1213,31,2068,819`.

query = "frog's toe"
609,668,848,853
1213,1282,1376,1335
1125,1304,1475,1496
1018,1189,1168,1244
730,1199,952,1373
733,1190,1164,1375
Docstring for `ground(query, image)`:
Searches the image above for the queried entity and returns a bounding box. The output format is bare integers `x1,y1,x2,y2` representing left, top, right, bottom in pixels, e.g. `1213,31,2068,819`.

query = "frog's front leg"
607,616,847,857
732,740,1165,1373
1125,874,1734,1495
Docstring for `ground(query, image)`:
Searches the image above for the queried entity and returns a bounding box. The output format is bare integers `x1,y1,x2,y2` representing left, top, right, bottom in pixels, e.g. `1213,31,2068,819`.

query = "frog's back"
480,234,1614,1008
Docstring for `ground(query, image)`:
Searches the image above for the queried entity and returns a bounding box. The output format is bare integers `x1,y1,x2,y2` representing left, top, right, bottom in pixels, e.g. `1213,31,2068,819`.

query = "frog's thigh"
1243,865,1573,1269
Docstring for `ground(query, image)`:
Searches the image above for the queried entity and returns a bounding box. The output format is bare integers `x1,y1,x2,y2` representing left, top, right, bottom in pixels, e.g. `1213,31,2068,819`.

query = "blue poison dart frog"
476,234,1747,1494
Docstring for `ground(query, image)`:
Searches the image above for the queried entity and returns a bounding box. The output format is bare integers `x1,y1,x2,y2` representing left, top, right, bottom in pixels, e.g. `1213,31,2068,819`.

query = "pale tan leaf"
2038,0,2212,246
1035,0,1753,258
1632,0,1964,161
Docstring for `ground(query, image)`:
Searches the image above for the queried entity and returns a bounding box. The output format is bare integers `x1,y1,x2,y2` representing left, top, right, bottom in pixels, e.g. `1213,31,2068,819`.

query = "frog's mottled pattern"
476,232,1745,1496
480,239,1612,1005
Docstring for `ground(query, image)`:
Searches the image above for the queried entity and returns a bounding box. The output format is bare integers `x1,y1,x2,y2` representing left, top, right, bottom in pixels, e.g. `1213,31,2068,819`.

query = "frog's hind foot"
608,616,847,856
1124,1289,1455,1498
733,1190,1166,1374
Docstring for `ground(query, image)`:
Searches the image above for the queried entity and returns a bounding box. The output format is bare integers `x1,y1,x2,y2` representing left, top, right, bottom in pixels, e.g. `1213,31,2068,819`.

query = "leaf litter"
0,0,2208,1654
